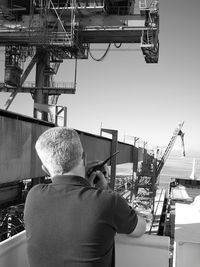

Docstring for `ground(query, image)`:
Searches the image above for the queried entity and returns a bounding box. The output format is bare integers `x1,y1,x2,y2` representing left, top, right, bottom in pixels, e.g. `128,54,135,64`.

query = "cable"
90,48,140,52
88,43,111,62
114,43,122,48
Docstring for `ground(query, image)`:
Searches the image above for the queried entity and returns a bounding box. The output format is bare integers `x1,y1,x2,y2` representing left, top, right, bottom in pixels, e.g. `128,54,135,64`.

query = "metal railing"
0,224,25,242
23,81,75,89
139,0,159,11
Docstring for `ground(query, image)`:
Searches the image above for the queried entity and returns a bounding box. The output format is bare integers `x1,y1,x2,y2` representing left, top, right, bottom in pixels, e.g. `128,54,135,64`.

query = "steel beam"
0,27,151,45
101,128,118,190
0,84,75,94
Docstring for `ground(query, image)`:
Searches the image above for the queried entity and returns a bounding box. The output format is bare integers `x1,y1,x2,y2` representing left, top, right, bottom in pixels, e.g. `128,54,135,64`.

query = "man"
24,127,146,267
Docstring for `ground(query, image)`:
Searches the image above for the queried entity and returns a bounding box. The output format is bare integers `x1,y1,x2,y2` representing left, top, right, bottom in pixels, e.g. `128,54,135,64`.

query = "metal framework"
136,122,185,195
0,0,159,119
139,0,159,63
100,128,118,190
134,122,185,220
155,122,185,179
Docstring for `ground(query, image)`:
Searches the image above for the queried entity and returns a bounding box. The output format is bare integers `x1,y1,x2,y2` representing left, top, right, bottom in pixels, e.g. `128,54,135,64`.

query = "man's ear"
42,165,50,177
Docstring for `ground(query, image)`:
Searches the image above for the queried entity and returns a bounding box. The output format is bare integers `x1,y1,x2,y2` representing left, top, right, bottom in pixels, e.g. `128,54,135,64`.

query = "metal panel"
78,132,139,166
0,231,28,267
174,241,200,267
0,111,52,183
174,202,200,267
0,183,23,205
0,231,169,267
138,147,146,162
0,110,139,183
117,142,134,164
77,131,111,162
116,234,170,267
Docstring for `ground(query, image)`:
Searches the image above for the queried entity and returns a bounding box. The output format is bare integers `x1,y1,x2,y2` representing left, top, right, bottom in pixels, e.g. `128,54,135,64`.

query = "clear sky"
0,0,200,154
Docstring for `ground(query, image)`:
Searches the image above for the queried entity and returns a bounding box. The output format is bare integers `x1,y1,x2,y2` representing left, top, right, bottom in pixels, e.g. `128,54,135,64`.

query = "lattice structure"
134,122,185,220
139,0,159,63
0,0,160,117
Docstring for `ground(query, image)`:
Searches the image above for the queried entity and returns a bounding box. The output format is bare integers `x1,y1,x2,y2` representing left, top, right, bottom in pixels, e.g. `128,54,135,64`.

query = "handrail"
22,81,75,89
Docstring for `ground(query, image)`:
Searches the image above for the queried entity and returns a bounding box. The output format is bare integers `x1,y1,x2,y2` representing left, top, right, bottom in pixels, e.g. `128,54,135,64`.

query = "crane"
0,0,159,121
134,122,185,219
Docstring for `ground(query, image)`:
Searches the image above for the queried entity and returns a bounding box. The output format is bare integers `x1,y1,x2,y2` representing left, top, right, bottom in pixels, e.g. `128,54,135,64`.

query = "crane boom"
155,122,185,179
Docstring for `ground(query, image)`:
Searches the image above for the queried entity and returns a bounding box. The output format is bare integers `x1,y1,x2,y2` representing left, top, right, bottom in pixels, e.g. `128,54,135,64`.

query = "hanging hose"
114,43,122,48
89,44,111,62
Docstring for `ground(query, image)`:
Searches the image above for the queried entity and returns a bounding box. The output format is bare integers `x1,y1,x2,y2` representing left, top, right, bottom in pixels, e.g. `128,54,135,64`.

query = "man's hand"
86,161,109,190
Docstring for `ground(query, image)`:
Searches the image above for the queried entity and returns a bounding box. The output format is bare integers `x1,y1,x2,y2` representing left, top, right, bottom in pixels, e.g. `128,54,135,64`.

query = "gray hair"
35,127,83,176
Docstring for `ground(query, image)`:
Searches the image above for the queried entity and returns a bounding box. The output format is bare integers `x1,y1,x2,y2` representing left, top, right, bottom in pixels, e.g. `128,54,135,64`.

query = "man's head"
35,127,84,177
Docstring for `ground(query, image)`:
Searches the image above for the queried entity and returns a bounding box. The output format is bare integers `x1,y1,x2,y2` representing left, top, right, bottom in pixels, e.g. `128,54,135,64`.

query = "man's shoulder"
29,183,46,192
26,183,47,201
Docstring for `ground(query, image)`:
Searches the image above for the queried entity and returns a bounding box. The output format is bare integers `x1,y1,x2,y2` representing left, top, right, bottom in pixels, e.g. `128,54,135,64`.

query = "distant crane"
134,122,185,215
155,121,186,180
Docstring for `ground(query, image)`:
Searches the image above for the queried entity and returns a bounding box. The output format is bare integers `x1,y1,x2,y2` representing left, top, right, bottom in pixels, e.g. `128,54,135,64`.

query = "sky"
0,0,200,155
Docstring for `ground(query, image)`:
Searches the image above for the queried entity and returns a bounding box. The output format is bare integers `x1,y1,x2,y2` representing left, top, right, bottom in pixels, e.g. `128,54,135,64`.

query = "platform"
0,82,76,94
